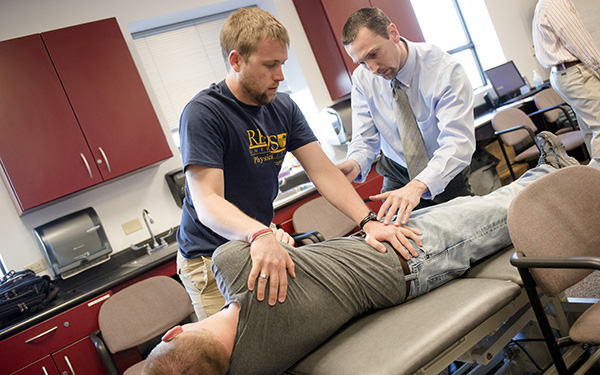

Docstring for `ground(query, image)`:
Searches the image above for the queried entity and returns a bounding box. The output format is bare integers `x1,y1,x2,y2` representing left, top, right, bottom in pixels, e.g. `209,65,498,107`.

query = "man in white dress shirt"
337,7,476,227
532,0,600,160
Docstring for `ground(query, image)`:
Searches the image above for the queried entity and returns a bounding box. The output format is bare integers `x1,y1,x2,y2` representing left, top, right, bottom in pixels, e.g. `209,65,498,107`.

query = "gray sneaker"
535,131,580,169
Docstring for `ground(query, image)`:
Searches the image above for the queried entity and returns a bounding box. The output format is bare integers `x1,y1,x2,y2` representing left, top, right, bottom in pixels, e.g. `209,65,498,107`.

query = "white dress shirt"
533,0,600,75
347,39,475,199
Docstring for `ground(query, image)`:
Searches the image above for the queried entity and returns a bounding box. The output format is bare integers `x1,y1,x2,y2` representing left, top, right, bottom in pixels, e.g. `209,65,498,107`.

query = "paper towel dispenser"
326,99,353,145
165,168,186,208
33,207,112,279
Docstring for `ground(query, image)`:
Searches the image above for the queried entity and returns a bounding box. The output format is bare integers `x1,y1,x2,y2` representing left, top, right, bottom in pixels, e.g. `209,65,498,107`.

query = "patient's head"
143,328,229,375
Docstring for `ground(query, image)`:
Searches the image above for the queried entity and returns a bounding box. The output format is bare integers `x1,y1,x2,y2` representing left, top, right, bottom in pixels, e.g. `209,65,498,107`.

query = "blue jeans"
404,164,555,299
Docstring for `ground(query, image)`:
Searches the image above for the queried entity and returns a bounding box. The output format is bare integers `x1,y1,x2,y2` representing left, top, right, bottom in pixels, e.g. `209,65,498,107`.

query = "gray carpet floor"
565,270,600,299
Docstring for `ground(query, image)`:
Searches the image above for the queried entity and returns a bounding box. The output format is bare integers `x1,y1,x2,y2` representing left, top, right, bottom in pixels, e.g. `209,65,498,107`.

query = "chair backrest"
507,166,600,296
292,196,358,240
99,276,194,353
534,88,564,123
492,108,537,147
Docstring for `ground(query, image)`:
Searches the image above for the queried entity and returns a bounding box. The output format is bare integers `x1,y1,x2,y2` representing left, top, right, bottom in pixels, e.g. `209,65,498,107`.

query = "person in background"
532,0,600,160
177,7,421,320
144,132,583,375
337,7,476,227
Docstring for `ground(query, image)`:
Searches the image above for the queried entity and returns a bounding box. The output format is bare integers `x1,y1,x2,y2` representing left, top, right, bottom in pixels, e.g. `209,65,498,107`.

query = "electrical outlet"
122,218,143,235
25,259,47,274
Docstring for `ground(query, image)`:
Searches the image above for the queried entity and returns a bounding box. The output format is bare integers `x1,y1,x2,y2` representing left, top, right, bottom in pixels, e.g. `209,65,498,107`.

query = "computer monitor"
485,61,526,101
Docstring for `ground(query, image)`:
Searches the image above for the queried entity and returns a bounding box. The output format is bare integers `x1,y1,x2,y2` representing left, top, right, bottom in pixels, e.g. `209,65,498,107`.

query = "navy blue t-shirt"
177,81,318,258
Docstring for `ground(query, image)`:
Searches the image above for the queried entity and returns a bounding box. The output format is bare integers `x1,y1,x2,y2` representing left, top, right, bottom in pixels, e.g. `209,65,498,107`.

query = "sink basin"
120,242,178,268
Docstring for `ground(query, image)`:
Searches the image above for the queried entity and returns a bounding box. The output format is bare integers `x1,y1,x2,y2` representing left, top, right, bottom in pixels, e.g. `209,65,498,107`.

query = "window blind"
132,13,231,146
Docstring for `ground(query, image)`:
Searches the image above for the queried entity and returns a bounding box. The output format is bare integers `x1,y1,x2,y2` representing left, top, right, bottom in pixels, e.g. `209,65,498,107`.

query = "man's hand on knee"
370,180,428,225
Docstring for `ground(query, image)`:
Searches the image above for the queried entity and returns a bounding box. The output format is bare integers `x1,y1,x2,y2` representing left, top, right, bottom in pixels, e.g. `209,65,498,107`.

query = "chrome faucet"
142,209,159,249
130,209,171,253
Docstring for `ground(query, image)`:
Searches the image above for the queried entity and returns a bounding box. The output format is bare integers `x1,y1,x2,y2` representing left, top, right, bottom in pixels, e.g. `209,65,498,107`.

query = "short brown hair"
220,7,290,62
143,331,229,375
341,7,391,46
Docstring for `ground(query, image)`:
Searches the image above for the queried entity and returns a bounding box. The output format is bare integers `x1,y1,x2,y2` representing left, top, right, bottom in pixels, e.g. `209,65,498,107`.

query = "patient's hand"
247,232,296,306
273,227,295,246
363,221,422,260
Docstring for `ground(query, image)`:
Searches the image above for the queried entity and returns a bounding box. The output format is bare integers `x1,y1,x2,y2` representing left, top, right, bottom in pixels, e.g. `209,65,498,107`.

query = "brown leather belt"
394,251,413,300
351,231,413,300
553,60,580,72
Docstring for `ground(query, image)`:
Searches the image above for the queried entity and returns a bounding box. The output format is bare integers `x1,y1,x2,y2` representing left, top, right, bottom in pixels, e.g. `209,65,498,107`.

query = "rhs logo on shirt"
247,129,287,166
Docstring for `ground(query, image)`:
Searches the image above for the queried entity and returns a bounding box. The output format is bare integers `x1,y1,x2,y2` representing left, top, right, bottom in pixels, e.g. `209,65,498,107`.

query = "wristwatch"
359,211,378,230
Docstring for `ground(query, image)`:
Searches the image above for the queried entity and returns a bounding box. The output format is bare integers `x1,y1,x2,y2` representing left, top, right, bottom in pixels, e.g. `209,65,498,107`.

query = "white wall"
0,0,329,276
574,0,600,43
485,0,541,83
485,0,600,83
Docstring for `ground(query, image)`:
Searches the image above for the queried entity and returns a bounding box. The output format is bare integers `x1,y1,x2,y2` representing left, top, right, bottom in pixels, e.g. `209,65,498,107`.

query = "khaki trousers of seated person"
177,252,226,320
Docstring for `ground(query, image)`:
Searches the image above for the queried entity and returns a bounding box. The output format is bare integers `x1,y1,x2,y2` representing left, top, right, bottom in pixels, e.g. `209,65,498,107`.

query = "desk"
474,96,538,145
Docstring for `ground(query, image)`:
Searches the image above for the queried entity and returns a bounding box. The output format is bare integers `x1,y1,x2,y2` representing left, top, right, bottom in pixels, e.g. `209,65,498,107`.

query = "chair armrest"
292,231,326,244
527,103,566,118
494,125,536,142
89,330,120,375
510,251,600,270
528,104,578,130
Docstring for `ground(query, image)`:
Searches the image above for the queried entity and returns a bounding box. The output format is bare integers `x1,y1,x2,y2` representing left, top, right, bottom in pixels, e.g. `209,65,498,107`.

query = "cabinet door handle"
98,147,112,173
42,366,49,375
25,326,58,343
80,153,93,179
65,355,76,375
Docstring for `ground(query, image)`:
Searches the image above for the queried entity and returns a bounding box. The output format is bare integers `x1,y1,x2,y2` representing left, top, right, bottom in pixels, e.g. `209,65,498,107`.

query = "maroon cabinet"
0,18,172,215
52,336,107,375
10,356,60,375
0,35,104,213
293,0,424,100
41,18,172,180
2,292,112,375
11,338,106,375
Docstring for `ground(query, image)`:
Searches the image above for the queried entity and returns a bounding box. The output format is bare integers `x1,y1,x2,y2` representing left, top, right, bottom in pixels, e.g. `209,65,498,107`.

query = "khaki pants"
177,252,226,319
551,63,600,159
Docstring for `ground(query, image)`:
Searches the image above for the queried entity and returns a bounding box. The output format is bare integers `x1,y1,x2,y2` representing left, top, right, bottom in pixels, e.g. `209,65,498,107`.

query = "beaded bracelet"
249,228,274,244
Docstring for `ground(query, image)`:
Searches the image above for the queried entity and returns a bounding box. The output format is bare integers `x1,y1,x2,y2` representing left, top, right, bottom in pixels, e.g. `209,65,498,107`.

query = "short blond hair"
143,330,229,375
220,7,289,62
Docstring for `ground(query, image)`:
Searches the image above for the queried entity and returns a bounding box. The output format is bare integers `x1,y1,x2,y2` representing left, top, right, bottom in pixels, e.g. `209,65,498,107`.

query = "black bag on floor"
0,269,58,327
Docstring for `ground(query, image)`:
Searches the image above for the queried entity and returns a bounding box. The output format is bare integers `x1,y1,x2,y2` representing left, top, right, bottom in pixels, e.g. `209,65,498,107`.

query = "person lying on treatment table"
143,132,583,375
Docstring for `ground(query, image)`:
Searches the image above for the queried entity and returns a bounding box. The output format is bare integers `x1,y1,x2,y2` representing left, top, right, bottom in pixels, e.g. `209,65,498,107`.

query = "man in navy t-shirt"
177,7,423,320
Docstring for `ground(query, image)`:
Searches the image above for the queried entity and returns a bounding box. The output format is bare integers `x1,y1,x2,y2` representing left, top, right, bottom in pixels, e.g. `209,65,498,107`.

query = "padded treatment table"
286,246,537,375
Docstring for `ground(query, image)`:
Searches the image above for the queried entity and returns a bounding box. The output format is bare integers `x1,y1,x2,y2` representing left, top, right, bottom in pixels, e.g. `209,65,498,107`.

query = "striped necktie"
391,79,429,179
